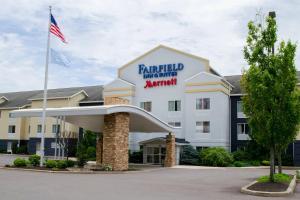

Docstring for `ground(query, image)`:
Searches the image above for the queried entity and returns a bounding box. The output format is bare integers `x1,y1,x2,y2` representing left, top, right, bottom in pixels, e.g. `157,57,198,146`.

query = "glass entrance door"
146,146,166,165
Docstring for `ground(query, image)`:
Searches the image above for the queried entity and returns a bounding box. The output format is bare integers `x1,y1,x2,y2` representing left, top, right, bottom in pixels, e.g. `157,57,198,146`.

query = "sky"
0,0,299,92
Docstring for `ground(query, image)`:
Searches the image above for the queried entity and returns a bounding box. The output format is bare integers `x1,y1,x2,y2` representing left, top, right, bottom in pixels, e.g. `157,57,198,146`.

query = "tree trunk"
278,151,282,174
270,146,275,182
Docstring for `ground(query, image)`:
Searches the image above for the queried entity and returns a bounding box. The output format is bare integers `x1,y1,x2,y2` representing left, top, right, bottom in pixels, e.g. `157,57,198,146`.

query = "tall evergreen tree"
242,14,300,182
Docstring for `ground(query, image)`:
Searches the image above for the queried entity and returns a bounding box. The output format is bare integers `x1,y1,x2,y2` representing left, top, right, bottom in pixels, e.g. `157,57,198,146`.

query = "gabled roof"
29,89,88,101
0,85,104,109
139,137,189,145
118,44,220,77
0,96,9,102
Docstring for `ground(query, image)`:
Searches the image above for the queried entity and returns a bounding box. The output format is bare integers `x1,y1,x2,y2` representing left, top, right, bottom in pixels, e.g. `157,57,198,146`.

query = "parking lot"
0,155,299,200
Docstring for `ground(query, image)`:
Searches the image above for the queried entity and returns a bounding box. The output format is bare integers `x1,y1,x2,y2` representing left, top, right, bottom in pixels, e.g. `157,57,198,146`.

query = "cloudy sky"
0,0,299,92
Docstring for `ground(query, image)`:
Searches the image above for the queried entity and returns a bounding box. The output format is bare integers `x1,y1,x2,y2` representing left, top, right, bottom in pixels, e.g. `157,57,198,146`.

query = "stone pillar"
102,113,129,171
104,97,129,105
164,133,176,167
96,134,103,165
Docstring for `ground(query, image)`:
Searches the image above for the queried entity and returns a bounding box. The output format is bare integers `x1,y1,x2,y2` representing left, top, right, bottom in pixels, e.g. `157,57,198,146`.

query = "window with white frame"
237,101,243,112
140,101,152,112
196,121,210,133
8,125,16,133
52,124,60,133
168,100,181,111
37,124,42,133
237,123,250,135
196,98,210,110
168,122,181,127
237,101,246,118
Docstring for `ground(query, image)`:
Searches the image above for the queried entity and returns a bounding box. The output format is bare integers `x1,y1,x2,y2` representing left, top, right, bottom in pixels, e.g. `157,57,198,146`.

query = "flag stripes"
50,14,67,43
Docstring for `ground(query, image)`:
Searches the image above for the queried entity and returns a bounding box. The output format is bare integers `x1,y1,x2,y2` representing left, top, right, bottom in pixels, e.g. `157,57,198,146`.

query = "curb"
241,175,297,197
0,166,165,174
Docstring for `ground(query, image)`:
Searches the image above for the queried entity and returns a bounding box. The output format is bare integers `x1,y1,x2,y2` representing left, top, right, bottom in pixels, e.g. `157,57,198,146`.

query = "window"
8,125,16,133
237,101,243,113
37,124,42,133
168,100,181,111
196,121,210,133
168,122,181,127
140,101,152,112
52,124,60,133
196,98,210,110
237,123,250,135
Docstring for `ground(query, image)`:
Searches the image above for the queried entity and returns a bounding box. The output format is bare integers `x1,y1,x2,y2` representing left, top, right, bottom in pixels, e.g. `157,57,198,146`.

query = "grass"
257,173,292,183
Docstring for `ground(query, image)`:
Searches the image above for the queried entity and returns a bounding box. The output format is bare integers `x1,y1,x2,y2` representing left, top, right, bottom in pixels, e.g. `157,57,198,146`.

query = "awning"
10,105,181,133
139,137,189,146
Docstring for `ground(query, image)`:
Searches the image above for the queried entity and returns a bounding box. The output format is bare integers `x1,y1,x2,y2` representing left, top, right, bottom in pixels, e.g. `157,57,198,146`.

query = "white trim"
0,96,9,101
70,90,89,98
105,78,135,87
184,71,234,88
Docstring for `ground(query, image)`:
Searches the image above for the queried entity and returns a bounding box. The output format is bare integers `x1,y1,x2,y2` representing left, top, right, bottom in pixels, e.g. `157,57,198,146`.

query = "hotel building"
1,45,299,165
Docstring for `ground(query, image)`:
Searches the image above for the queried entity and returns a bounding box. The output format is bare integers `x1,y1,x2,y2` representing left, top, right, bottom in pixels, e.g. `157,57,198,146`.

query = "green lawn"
257,173,292,183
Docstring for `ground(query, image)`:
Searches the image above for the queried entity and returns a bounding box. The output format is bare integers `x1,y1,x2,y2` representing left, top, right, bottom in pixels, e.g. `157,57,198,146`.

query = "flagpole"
40,5,51,167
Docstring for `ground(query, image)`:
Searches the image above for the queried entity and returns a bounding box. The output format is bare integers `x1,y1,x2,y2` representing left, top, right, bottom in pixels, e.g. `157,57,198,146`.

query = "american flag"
50,14,66,43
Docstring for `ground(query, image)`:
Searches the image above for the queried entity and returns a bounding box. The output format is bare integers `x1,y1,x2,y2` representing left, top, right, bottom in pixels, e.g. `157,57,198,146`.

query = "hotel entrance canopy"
9,105,180,133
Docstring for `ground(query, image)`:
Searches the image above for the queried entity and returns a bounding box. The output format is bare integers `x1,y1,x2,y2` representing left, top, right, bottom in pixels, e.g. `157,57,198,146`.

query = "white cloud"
0,0,299,92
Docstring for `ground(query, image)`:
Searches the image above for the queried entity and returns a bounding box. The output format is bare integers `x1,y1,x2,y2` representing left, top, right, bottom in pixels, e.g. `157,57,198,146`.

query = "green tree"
76,130,97,167
242,14,300,182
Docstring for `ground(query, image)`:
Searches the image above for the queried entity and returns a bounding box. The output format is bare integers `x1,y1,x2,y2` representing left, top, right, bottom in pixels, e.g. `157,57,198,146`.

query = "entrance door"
146,146,166,165
36,142,41,155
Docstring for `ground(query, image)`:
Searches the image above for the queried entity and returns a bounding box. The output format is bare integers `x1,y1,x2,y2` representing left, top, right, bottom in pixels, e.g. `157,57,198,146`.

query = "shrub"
0,148,6,153
233,161,250,167
261,160,270,166
200,147,233,167
250,160,261,166
16,145,28,154
129,151,143,163
29,155,40,166
102,164,112,171
180,145,199,165
66,160,76,167
232,149,248,161
257,173,292,183
45,160,57,168
56,160,68,169
13,158,27,167
297,170,300,179
86,146,96,159
76,130,98,167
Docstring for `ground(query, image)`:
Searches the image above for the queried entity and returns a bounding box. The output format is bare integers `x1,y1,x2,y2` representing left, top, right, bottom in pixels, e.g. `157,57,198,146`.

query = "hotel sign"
138,63,184,88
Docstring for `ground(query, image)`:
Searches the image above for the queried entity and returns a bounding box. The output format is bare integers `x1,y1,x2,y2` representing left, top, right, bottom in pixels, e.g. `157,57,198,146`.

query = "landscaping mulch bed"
248,182,289,192
5,166,67,171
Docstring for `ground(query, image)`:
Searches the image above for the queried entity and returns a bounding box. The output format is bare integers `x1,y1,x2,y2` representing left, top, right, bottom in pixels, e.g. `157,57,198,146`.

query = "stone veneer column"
102,112,129,171
164,133,176,167
96,134,103,165
104,97,129,105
